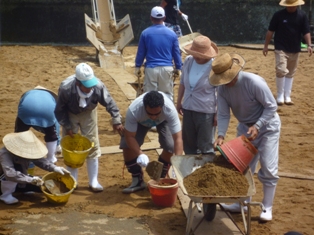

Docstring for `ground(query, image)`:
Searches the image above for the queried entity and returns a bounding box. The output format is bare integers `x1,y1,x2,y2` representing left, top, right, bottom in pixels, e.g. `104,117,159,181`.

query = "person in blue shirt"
134,6,182,101
15,86,61,164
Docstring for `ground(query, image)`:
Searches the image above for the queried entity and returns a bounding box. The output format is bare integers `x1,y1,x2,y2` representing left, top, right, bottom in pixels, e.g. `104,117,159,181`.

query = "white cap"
75,63,98,88
151,6,165,19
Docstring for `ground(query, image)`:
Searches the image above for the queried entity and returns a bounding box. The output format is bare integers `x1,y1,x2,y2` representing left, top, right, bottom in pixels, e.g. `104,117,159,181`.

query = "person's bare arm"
303,33,313,57
172,131,183,155
263,30,274,56
124,129,142,156
160,0,167,8
176,83,185,115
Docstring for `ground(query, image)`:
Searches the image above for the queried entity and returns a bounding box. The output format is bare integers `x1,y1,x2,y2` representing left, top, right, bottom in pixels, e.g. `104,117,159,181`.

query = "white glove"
134,67,141,77
181,13,188,21
31,176,44,186
54,166,70,175
137,154,149,168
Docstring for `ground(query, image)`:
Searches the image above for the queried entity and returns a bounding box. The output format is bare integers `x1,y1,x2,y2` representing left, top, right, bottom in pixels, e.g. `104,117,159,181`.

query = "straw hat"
209,53,245,86
279,0,305,6
34,85,58,101
3,130,48,159
184,36,218,60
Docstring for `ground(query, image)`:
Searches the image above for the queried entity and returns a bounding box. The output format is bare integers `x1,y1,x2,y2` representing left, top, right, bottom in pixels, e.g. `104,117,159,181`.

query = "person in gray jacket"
209,53,281,222
176,35,218,154
54,63,124,192
0,130,69,205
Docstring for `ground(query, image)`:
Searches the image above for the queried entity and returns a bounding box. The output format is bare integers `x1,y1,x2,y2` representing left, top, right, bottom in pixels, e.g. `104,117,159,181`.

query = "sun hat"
3,130,48,159
184,36,218,59
151,6,165,19
279,0,305,6
33,85,58,101
209,53,245,86
75,63,99,88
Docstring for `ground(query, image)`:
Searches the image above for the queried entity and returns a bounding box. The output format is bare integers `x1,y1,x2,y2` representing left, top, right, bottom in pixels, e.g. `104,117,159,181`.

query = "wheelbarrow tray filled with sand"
171,154,256,235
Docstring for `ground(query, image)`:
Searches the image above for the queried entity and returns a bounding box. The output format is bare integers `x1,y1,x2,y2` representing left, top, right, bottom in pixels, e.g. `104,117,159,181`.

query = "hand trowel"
146,160,163,181
44,179,61,194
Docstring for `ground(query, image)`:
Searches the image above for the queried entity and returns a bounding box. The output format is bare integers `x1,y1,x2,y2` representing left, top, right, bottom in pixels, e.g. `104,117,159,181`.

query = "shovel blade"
44,179,61,195
146,161,163,181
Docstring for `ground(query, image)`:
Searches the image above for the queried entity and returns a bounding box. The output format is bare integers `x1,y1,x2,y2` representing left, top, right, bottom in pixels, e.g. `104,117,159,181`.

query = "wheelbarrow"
171,154,262,235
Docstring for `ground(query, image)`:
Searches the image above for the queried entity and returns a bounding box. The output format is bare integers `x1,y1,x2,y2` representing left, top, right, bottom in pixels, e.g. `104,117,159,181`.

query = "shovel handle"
186,19,193,34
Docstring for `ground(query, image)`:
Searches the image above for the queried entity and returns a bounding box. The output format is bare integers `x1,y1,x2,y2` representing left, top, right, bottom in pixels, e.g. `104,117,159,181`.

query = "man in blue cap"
55,63,124,192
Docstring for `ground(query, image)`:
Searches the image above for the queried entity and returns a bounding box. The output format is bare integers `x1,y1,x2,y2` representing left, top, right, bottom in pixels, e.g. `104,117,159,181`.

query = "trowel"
146,161,163,181
44,179,61,195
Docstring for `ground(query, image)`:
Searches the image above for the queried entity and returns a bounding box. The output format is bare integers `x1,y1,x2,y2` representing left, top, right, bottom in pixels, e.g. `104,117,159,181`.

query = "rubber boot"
0,180,19,204
260,185,276,221
55,144,62,154
284,77,294,105
66,166,78,185
276,77,285,105
86,158,103,192
158,156,170,178
46,140,58,163
221,197,251,213
122,158,146,194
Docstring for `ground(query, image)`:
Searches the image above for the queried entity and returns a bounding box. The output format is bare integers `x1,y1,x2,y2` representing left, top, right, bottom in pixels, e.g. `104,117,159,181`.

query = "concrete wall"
0,0,313,45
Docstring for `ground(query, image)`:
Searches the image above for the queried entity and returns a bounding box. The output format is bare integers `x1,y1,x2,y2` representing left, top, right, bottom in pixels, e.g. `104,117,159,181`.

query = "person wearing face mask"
54,63,124,192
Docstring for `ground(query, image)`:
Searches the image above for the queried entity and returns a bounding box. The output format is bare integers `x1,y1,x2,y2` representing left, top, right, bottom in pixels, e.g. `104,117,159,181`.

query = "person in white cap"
54,63,124,192
0,130,69,205
263,0,312,105
177,35,218,155
15,86,61,164
209,53,281,222
160,0,188,37
134,6,182,101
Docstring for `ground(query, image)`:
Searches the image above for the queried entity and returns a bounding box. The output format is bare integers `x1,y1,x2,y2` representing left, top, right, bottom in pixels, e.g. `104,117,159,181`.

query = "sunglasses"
145,109,162,117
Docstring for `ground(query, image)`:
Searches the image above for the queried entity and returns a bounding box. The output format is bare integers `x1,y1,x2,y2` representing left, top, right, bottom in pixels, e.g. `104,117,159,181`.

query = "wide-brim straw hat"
209,53,245,86
279,0,305,6
3,130,48,159
184,35,218,60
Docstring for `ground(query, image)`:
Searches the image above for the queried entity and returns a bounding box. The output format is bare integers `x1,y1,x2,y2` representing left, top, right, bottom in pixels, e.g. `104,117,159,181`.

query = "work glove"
181,13,188,21
54,166,70,175
134,67,141,77
137,154,149,168
31,176,44,186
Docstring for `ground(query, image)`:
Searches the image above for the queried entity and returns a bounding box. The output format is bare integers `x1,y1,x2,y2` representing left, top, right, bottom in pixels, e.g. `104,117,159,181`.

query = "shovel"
146,161,163,181
178,19,202,54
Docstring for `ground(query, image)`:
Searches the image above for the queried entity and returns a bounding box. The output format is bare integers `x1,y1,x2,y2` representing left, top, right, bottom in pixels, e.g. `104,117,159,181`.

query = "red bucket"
147,178,178,207
219,135,258,173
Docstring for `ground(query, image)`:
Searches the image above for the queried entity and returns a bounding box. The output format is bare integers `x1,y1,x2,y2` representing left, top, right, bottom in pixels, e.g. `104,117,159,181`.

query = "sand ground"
0,45,313,235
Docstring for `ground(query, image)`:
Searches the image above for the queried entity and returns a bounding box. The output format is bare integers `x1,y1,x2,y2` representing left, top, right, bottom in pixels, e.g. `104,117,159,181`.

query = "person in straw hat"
176,35,218,155
209,53,281,221
263,0,312,105
0,130,69,205
15,86,62,164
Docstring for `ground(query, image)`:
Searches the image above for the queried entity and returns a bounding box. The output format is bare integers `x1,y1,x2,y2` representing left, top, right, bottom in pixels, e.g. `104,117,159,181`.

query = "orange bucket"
219,135,258,173
147,178,178,207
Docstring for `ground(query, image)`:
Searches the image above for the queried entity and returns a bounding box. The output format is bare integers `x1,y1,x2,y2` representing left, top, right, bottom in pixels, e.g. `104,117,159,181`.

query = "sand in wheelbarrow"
183,156,249,196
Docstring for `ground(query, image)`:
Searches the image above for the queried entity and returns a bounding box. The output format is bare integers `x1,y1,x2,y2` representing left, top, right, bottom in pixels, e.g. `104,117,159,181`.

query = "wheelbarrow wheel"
203,203,217,221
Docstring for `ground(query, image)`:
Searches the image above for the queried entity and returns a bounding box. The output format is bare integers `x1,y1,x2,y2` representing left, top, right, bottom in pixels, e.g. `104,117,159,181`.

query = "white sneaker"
221,203,247,213
260,207,272,221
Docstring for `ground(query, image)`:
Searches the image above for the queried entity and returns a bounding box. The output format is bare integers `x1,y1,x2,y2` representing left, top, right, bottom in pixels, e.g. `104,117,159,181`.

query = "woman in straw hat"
15,86,62,164
209,53,281,222
0,130,69,205
176,35,218,155
263,0,312,105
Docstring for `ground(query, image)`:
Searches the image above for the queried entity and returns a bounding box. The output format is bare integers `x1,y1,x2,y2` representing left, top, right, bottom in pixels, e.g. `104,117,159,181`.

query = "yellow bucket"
41,172,77,204
60,134,94,168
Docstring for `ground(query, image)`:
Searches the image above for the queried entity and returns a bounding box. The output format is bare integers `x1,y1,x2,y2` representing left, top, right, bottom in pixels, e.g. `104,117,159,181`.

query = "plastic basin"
147,178,178,207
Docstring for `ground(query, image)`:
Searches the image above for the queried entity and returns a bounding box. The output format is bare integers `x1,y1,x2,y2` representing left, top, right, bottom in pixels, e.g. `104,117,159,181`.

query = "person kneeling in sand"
0,130,69,205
